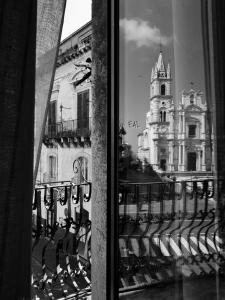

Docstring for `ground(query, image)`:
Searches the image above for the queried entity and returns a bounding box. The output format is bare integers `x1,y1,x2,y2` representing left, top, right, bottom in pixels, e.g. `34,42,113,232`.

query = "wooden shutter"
48,101,56,125
77,90,89,131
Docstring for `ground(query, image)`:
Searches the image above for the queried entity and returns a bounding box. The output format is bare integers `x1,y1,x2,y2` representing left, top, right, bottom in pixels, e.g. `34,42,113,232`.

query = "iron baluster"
44,185,54,210
40,189,59,297
188,181,210,262
72,183,80,204
32,189,38,210
59,185,68,206
149,183,167,261
83,182,92,201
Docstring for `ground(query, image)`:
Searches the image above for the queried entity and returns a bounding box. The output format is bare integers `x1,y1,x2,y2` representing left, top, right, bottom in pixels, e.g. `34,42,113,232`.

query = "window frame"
48,154,57,179
188,124,197,137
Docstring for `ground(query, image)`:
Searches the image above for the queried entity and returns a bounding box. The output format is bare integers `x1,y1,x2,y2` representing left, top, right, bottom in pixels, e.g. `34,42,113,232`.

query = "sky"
61,0,92,41
120,0,206,153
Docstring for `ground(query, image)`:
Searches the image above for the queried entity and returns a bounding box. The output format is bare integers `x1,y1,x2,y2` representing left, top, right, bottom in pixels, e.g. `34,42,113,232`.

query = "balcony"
32,181,92,299
44,118,91,146
31,178,225,299
118,179,225,296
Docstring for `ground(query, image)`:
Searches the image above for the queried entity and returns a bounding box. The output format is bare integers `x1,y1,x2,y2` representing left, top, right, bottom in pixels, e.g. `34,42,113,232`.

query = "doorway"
160,159,167,171
187,152,196,171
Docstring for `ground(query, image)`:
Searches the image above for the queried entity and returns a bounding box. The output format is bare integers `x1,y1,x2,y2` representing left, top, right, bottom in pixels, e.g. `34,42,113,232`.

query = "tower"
138,51,175,172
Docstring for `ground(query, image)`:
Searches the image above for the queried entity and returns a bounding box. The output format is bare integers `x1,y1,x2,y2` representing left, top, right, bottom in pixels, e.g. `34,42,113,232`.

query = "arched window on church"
160,111,163,122
161,84,165,95
160,110,166,122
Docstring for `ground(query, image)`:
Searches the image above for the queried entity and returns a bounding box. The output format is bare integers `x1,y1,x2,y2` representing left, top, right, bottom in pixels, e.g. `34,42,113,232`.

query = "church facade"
137,51,213,177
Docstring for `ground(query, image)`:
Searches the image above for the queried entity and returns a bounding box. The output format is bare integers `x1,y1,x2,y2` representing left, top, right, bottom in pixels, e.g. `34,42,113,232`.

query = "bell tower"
150,51,172,106
147,51,174,171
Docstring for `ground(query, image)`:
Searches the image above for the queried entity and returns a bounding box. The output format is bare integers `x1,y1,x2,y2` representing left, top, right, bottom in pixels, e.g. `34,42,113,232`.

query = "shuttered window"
48,101,56,125
77,90,89,130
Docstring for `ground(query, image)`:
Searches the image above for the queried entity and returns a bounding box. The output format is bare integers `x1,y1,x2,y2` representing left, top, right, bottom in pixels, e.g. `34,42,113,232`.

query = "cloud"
120,18,171,48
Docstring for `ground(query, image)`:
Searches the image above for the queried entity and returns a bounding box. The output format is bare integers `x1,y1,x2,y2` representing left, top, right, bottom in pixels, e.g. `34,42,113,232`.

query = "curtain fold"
34,0,67,181
0,0,36,298
0,0,66,298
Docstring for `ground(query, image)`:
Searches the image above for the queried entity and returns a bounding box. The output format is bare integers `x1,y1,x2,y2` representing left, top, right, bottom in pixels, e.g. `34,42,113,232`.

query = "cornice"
56,43,92,67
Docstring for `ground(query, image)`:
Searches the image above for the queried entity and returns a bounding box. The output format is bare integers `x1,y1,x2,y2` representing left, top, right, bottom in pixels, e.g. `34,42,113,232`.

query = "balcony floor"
120,275,225,300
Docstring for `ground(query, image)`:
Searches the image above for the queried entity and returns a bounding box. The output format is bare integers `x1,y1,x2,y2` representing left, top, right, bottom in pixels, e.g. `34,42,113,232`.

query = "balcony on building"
43,117,92,146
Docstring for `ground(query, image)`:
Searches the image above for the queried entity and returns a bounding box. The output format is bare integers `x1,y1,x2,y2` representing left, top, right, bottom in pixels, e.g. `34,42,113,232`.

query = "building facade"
137,51,213,177
37,21,92,186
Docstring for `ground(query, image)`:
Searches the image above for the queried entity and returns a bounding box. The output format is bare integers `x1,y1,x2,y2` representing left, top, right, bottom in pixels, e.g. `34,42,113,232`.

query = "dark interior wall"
212,0,225,181
0,0,36,298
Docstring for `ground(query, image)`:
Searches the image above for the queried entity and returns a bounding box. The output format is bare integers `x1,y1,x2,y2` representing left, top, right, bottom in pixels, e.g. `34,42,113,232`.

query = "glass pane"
32,1,92,298
119,1,222,299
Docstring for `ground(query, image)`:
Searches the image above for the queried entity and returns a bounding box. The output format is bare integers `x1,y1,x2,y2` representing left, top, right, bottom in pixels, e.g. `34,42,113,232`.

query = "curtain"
0,0,36,298
34,0,67,180
0,0,66,298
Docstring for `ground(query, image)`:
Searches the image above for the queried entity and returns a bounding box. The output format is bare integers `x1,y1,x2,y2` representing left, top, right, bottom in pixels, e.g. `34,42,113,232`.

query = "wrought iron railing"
32,178,225,298
118,179,225,294
32,180,92,299
45,118,91,139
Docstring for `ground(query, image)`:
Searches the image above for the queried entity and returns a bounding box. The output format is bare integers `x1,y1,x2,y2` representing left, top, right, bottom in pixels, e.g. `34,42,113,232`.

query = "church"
137,51,214,179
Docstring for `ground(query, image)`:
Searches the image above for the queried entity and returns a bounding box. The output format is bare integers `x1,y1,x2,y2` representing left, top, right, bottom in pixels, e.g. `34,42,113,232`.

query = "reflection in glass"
119,1,222,299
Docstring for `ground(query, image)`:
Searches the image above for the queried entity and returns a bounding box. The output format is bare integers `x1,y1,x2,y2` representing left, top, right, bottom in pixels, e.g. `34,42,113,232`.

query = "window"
160,110,166,122
161,84,166,95
49,155,56,179
189,124,196,137
2,0,225,298
48,101,56,125
77,90,89,132
160,111,163,122
160,148,166,155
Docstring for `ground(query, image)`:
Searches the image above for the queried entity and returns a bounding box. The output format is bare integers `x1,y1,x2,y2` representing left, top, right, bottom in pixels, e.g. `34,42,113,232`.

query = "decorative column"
182,142,186,171
202,112,206,136
169,141,174,171
179,114,182,133
201,142,206,171
178,144,182,170
182,112,185,133
197,149,201,171
154,141,158,169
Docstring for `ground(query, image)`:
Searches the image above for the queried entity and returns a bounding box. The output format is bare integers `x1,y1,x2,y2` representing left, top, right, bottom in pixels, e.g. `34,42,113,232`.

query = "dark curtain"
0,0,66,298
0,0,36,298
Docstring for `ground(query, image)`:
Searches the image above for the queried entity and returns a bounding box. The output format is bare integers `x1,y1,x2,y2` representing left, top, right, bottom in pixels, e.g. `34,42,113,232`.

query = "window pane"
119,0,220,299
33,1,92,299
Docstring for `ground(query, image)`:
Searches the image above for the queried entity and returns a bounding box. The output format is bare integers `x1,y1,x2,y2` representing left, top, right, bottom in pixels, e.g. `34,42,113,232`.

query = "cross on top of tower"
190,81,194,89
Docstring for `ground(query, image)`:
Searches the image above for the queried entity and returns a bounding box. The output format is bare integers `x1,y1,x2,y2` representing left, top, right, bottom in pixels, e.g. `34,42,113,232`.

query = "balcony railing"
44,118,91,139
32,178,225,298
118,179,225,294
32,181,92,299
